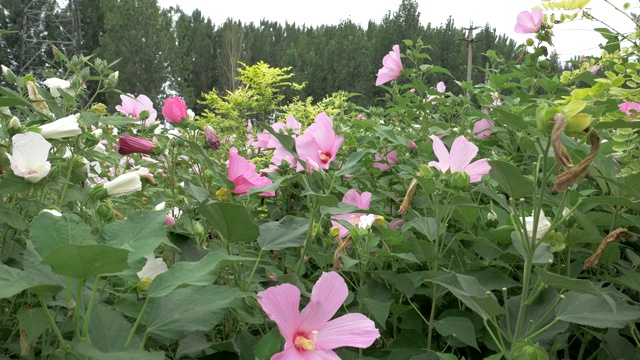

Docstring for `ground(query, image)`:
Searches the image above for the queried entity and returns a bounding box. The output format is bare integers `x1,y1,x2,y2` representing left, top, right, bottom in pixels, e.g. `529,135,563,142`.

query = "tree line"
0,0,530,110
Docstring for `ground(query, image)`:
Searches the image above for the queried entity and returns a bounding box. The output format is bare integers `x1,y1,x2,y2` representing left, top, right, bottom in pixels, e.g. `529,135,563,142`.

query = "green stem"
39,296,67,349
125,296,151,348
513,256,533,339
73,279,84,340
81,277,100,340
245,249,264,291
295,200,319,274
426,283,438,350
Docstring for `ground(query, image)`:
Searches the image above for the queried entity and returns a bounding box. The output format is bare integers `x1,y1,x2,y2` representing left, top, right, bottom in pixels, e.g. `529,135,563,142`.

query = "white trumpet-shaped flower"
6,132,52,183
39,114,82,139
43,77,73,97
136,253,168,290
524,210,552,240
103,172,142,197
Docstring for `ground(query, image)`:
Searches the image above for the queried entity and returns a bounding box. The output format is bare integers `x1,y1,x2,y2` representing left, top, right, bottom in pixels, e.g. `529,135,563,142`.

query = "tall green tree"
216,18,249,93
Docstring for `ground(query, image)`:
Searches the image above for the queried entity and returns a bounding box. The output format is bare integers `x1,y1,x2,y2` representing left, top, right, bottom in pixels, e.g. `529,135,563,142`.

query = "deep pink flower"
375,45,403,86
162,96,188,123
331,189,372,238
116,94,157,126
428,135,491,183
409,140,417,149
117,135,157,155
619,102,640,117
373,150,398,171
514,10,543,34
227,147,274,196
165,214,176,227
473,118,495,139
257,271,380,359
295,112,343,171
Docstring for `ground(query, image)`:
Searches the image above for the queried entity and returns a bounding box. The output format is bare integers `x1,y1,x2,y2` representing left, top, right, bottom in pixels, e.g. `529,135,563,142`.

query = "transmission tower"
18,0,82,75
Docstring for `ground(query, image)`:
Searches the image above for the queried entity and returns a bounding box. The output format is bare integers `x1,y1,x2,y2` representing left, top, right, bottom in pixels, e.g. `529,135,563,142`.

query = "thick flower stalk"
428,135,491,183
39,114,82,139
376,44,403,86
295,112,343,171
6,132,52,183
227,147,274,196
257,271,380,359
117,135,158,155
162,96,188,123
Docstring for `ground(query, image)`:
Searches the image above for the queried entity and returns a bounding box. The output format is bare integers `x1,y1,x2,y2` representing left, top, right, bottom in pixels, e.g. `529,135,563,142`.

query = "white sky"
157,0,638,62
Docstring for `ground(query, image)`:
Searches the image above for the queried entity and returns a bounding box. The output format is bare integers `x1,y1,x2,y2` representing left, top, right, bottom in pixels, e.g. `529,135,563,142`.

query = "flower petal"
299,272,348,333
448,136,478,173
429,135,450,170
257,283,301,343
315,313,380,350
463,158,491,183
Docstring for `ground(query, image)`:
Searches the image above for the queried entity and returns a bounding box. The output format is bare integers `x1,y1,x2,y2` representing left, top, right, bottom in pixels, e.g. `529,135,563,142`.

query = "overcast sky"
156,0,638,62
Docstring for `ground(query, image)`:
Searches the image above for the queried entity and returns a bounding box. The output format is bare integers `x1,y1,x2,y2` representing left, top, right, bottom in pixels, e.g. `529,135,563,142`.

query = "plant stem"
245,249,264,291
125,296,151,348
39,296,66,349
81,277,100,340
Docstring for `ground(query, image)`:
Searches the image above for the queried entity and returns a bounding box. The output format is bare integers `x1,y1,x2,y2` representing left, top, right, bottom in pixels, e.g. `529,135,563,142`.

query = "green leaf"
30,212,95,258
0,262,63,298
357,280,393,329
429,273,505,320
74,343,164,360
511,232,553,264
488,160,534,199
493,108,529,130
0,97,31,107
463,268,519,290
97,115,137,126
434,316,478,350
555,292,640,328
406,217,439,241
101,210,169,261
336,150,375,176
253,327,284,360
17,307,50,342
183,182,211,203
41,244,130,279
176,332,212,359
534,268,616,308
89,304,136,351
257,215,310,251
199,202,260,243
142,285,247,340
0,173,32,195
147,251,253,298
0,202,27,230
254,121,297,158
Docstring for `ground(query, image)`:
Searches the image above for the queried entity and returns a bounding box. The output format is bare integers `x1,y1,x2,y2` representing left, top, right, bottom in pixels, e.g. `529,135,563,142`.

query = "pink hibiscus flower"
227,147,274,196
473,118,495,139
115,94,157,126
619,102,640,117
428,135,491,183
373,150,398,171
375,45,403,86
295,112,343,171
331,189,373,239
257,271,380,359
514,9,543,34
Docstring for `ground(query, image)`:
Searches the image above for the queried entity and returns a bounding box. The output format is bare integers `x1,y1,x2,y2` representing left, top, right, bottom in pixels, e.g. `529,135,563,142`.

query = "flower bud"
419,164,434,179
9,116,20,129
510,339,549,360
204,125,220,151
449,171,470,188
216,188,229,201
91,103,107,115
1,65,16,83
26,81,50,114
526,38,534,46
105,71,119,88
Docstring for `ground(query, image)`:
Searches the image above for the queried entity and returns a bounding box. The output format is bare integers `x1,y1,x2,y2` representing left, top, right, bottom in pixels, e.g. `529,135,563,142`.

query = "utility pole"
461,22,480,82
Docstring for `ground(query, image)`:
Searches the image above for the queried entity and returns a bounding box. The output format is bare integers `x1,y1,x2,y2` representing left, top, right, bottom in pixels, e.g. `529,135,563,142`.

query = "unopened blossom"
514,9,543,34
257,271,380,359
103,172,142,197
227,147,274,196
409,140,417,149
6,132,52,183
204,125,220,151
588,65,600,75
524,210,552,240
473,118,495,139
428,135,491,183
9,116,20,129
162,96,188,123
43,78,73,97
117,135,157,155
39,114,82,139
295,112,343,170
116,94,157,126
373,150,398,171
375,44,403,86
137,253,168,290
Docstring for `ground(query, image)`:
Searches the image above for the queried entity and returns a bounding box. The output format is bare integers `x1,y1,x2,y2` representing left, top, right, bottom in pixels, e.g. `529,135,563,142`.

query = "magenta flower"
331,189,372,239
257,271,380,359
295,112,343,171
227,147,274,196
162,96,188,123
514,10,543,34
117,135,157,155
428,135,491,183
116,94,157,126
375,45,403,86
473,118,495,139
619,102,640,117
373,150,398,171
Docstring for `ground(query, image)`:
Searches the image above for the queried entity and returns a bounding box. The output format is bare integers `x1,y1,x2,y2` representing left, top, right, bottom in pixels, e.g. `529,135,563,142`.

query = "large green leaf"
142,285,247,340
429,273,505,320
30,212,95,258
89,304,137,351
74,343,164,360
434,316,478,350
488,160,534,199
555,291,640,328
534,268,616,309
336,149,375,176
100,210,169,261
0,262,62,298
199,202,260,243
41,244,130,279
17,307,50,342
147,251,253,298
253,327,284,360
0,173,32,195
0,202,26,230
357,280,393,329
257,215,310,251
511,232,553,264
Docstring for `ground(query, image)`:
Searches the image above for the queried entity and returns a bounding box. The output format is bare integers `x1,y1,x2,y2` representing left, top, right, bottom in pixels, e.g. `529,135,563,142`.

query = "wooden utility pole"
462,22,480,82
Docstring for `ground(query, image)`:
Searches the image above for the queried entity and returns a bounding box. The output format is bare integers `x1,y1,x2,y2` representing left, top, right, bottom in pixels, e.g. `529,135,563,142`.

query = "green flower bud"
526,38,534,46
511,339,549,360
542,230,566,252
419,164,434,179
90,184,108,200
95,201,115,222
449,171,470,188
1,65,17,83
